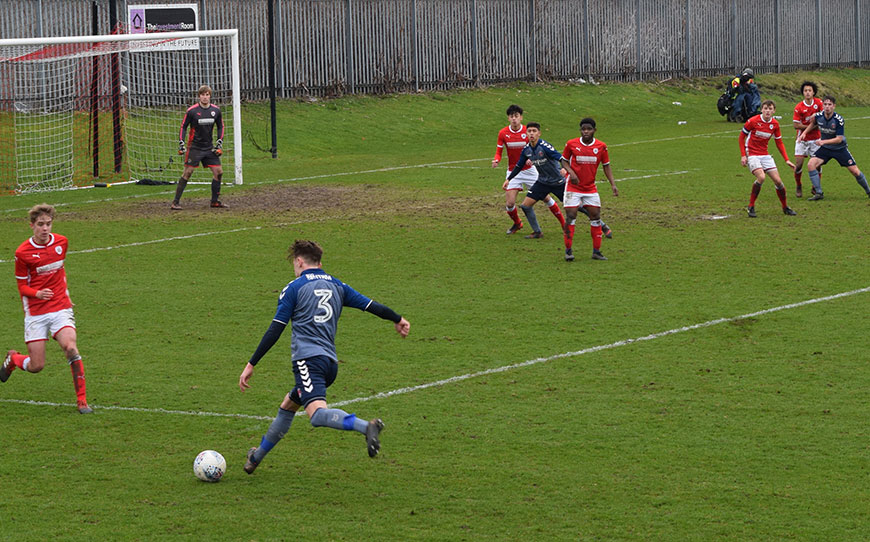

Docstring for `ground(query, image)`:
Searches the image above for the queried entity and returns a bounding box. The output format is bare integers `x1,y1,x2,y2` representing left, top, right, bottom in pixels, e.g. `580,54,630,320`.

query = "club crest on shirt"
55,246,62,255
211,111,216,117
593,148,599,154
521,134,526,139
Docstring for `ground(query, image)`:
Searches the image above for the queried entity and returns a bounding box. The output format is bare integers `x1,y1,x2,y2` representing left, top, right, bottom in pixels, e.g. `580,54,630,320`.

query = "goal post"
0,29,243,194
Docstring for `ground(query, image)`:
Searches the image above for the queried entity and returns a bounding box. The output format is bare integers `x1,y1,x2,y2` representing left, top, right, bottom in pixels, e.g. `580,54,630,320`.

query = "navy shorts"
814,146,857,167
184,147,221,168
290,355,338,407
527,181,566,202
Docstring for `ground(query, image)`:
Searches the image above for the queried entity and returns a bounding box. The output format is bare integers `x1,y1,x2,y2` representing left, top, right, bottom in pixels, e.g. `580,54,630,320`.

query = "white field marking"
329,285,870,408
607,170,690,183
8,285,860,418
0,225,264,264
0,398,274,421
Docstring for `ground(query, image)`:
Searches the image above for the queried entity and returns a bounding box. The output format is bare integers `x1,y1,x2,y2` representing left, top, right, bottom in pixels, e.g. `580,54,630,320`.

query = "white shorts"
794,139,820,158
747,155,777,172
24,307,76,343
564,191,601,208
504,167,538,191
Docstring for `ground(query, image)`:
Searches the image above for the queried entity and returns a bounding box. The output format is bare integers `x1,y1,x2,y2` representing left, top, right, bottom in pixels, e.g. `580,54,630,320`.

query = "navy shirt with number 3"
274,268,373,362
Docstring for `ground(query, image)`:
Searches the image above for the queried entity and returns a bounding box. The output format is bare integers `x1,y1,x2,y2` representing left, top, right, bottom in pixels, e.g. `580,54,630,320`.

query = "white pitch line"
0,398,274,421
3,285,867,418
0,226,264,264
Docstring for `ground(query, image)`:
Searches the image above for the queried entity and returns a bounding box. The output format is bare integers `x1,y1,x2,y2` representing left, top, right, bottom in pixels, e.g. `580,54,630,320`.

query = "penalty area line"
2,286,867,418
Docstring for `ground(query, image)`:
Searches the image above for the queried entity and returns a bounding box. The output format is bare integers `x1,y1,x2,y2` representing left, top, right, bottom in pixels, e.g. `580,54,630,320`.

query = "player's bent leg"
24,341,47,373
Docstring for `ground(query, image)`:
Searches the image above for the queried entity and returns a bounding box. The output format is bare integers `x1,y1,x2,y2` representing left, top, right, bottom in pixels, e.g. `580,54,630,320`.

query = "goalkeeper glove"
213,139,223,156
178,140,186,155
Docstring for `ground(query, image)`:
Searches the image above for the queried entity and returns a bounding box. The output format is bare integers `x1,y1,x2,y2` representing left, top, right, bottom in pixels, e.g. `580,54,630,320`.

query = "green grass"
1,68,869,540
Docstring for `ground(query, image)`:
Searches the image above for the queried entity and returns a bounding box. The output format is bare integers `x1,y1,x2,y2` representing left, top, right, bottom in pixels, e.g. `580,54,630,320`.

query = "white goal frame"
0,28,243,190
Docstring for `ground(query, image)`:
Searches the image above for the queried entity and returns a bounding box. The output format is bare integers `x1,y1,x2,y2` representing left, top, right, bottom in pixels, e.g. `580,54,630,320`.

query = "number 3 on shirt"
313,289,334,323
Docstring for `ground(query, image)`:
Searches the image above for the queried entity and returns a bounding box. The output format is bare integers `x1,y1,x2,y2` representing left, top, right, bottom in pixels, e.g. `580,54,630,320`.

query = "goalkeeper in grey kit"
172,84,227,209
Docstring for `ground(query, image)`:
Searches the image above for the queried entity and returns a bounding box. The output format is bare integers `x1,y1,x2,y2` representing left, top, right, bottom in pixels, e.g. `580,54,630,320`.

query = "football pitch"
1,69,869,540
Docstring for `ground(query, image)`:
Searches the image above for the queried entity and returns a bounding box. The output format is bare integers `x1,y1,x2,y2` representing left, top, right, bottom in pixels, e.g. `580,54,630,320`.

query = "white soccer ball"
193,450,226,482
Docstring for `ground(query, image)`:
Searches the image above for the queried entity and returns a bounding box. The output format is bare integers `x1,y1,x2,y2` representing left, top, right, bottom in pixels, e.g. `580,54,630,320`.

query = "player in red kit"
491,104,564,234
739,100,797,218
1,204,92,414
561,118,618,261
792,81,824,197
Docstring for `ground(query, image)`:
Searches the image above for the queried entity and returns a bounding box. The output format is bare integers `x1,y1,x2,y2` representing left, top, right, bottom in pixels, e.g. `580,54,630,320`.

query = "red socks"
10,352,27,371
591,225,603,250
69,357,88,404
548,201,566,227
749,181,762,206
564,224,575,249
506,206,520,225
775,185,788,208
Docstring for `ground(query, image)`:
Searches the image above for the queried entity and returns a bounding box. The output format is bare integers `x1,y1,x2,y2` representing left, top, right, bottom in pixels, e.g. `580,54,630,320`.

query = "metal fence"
2,0,868,99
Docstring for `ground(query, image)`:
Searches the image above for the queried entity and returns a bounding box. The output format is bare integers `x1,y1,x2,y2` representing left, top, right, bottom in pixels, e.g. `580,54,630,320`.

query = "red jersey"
793,97,823,140
740,115,788,159
562,137,609,193
494,125,533,170
14,233,72,317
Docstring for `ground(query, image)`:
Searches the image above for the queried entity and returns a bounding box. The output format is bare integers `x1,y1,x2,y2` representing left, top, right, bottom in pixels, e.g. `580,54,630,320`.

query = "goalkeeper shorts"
184,147,222,168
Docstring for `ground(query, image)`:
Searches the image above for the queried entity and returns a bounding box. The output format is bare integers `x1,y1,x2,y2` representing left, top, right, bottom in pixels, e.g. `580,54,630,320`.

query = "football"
193,450,226,482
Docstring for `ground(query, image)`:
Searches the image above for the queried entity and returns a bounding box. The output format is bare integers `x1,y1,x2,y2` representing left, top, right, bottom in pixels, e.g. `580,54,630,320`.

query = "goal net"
0,29,242,194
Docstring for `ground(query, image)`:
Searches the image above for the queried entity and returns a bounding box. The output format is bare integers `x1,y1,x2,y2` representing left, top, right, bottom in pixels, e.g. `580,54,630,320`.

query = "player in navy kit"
171,85,227,210
239,240,411,474
798,95,870,200
506,122,611,240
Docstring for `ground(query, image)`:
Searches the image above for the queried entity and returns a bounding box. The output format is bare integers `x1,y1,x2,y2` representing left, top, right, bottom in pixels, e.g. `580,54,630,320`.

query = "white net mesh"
0,32,239,193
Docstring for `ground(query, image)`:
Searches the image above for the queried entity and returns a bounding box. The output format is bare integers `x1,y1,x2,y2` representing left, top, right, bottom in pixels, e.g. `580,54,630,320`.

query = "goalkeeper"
172,85,227,210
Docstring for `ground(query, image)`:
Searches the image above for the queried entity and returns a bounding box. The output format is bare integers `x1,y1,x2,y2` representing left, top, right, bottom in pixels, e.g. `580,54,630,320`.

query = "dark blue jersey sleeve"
341,282,373,310
273,280,298,324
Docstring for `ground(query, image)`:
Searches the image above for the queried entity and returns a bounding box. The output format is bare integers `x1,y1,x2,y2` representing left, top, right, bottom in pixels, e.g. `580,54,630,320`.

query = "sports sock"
564,221,575,249
506,205,520,225
211,179,221,202
809,170,822,194
855,172,870,194
310,407,369,434
519,204,541,233
749,181,762,206
547,199,566,227
590,220,603,251
68,355,87,403
173,177,188,204
775,185,788,208
10,352,27,371
252,407,295,463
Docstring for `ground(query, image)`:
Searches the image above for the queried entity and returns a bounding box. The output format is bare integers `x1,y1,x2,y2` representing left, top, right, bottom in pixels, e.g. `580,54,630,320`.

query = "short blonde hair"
198,85,212,96
29,203,55,223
